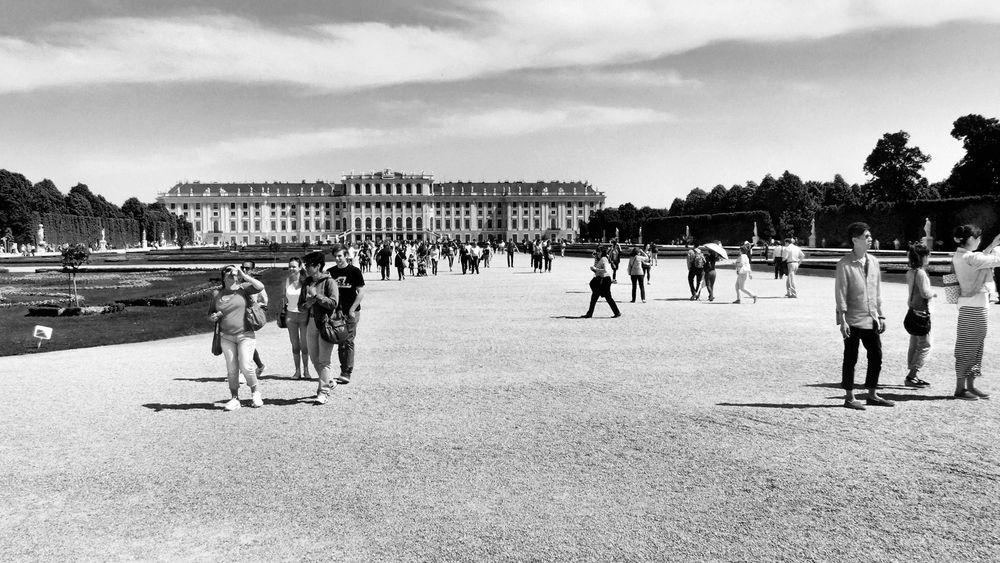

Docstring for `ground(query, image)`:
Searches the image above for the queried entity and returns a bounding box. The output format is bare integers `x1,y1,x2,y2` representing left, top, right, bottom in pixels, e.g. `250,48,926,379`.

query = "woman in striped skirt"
951,225,1000,400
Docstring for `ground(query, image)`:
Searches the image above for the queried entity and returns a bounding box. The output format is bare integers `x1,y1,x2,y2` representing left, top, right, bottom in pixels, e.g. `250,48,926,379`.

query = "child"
408,255,416,276
904,243,935,387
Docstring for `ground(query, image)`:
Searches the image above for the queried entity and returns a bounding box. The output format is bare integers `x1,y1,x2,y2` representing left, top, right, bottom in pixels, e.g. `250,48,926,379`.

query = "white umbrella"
699,242,728,260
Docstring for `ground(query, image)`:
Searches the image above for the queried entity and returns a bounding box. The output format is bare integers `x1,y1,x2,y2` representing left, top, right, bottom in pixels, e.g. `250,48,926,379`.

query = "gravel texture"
2,256,999,561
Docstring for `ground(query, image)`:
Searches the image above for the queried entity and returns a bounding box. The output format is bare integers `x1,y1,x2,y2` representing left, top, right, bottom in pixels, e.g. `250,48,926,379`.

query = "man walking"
784,238,805,298
835,222,894,410
506,239,516,267
327,245,365,385
772,238,785,279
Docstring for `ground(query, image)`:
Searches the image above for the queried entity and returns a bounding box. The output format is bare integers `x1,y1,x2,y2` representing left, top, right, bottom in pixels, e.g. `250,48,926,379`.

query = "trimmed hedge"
36,212,179,248
816,196,1000,250
643,211,775,245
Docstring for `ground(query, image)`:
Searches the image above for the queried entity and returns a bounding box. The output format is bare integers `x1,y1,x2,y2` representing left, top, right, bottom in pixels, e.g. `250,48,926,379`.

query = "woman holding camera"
208,265,266,411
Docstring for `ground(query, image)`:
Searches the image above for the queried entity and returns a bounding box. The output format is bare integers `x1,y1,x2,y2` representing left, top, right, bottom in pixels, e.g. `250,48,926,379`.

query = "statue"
141,228,147,249
37,223,45,246
160,230,167,246
923,218,933,250
808,218,817,247
98,228,108,252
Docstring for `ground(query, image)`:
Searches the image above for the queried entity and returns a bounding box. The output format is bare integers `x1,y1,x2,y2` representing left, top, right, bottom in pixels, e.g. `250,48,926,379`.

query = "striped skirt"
955,306,989,380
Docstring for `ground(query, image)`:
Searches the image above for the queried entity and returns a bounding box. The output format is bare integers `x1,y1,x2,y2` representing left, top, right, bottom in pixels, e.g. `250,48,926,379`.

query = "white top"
284,281,301,313
953,247,1000,308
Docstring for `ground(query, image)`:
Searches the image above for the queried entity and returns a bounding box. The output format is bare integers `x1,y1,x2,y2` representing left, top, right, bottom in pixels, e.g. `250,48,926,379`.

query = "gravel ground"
2,256,999,561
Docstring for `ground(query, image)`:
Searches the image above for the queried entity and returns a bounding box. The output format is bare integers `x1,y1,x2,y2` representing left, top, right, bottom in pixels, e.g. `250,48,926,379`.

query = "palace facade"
157,169,605,245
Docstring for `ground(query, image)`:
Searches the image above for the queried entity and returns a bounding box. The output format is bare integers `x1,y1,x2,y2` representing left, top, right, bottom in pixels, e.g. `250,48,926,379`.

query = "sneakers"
256,364,265,377
251,390,263,408
336,374,351,385
954,390,979,401
844,399,866,410
904,377,931,388
732,299,741,304
315,394,328,405
641,299,646,303
223,397,241,411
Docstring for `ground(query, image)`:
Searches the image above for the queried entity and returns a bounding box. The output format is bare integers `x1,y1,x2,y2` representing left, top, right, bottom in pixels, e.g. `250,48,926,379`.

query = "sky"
2,1,999,207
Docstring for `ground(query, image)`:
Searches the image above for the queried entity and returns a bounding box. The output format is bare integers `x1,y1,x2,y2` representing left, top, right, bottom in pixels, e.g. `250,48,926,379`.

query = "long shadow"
564,291,590,294
655,298,699,302
174,375,302,383
805,383,912,390
550,315,590,319
142,402,221,412
717,402,841,409
875,392,958,402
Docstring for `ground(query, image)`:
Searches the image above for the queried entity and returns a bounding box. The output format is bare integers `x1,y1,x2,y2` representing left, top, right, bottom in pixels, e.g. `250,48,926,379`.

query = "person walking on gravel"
327,245,365,386
582,246,621,318
835,222,893,410
208,264,266,411
301,251,340,405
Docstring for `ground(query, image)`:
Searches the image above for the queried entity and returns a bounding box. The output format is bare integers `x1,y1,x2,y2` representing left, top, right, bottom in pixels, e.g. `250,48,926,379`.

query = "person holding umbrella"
700,241,726,302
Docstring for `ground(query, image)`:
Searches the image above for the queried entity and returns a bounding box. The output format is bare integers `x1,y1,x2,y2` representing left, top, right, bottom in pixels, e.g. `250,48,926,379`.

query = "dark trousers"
842,322,882,390
687,269,703,296
432,260,438,275
703,269,716,299
507,253,514,267
461,255,469,274
379,264,390,280
471,257,480,274
630,275,645,301
337,311,360,382
397,266,405,280
586,277,620,316
774,257,784,279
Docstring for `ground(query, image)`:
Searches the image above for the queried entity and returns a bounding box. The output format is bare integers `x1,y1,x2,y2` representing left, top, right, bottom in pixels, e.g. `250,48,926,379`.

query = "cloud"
3,1,998,94
76,104,672,172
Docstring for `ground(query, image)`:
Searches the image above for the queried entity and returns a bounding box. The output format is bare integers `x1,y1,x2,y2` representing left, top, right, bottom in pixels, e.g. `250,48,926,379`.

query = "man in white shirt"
772,239,785,279
784,238,806,298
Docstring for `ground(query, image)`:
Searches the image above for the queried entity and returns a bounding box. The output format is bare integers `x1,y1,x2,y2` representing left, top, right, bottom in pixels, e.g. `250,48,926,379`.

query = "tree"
668,198,687,216
863,131,932,203
684,188,708,215
268,241,282,267
821,174,859,207
704,184,728,213
947,114,1000,197
30,179,66,215
65,192,94,216
61,243,90,307
0,169,36,244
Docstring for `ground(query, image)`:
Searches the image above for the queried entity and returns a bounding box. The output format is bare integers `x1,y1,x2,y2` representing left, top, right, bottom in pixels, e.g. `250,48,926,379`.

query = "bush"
643,211,775,245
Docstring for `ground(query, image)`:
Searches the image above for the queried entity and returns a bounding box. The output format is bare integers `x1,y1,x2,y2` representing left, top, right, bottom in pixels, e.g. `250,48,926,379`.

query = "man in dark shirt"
327,245,365,385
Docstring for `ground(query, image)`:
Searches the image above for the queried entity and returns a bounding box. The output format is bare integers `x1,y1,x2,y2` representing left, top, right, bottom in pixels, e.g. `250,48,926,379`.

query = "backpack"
692,252,706,269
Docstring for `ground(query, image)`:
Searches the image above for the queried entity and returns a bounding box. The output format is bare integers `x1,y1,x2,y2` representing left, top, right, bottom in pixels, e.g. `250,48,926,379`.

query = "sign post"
33,325,53,349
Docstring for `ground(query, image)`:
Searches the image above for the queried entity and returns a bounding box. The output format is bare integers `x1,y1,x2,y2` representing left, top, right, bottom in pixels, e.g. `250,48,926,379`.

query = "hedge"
642,211,775,245
35,213,179,248
816,196,1000,250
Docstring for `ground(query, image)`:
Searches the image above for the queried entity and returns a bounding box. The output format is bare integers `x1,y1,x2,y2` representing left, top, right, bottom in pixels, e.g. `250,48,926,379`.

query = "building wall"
158,170,604,245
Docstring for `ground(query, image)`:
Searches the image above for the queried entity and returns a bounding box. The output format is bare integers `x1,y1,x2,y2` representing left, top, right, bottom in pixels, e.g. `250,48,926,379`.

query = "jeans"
907,333,932,376
842,321,882,390
379,264,390,280
337,311,360,383
220,331,257,394
285,310,310,377
507,254,514,267
630,274,645,301
774,257,784,279
431,259,438,275
306,321,336,397
586,277,620,316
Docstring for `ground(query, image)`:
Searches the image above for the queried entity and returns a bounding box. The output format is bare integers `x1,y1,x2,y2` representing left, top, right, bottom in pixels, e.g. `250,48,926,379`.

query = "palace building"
157,169,605,245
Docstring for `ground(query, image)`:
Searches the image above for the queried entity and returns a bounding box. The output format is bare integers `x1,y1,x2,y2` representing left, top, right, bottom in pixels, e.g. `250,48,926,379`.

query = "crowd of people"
204,225,1000,412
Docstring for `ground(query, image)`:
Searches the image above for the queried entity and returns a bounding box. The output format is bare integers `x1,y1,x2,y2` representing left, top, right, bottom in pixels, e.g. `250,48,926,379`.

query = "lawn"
0,269,285,356
2,256,999,561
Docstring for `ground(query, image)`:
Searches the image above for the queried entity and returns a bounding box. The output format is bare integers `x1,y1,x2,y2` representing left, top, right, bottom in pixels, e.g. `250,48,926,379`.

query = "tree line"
584,113,1000,242
0,169,192,246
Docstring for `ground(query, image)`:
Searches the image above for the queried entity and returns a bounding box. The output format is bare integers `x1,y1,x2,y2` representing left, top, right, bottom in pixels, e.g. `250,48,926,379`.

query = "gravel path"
2,257,999,561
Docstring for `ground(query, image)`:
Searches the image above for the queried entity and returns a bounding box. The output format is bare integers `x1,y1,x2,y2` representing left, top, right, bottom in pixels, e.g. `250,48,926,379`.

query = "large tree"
0,170,36,244
946,114,1000,197
684,187,708,215
863,131,933,203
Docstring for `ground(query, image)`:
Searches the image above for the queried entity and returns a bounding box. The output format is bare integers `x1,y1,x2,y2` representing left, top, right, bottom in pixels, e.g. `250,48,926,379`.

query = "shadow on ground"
717,402,841,409
143,396,315,411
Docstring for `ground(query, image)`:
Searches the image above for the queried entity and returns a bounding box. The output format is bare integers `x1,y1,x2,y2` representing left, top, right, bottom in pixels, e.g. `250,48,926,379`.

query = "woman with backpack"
208,264,266,411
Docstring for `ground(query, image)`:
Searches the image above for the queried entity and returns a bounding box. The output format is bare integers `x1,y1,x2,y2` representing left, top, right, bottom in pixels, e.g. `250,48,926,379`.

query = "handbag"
211,322,223,356
943,262,961,304
277,302,287,329
245,293,267,331
904,273,931,336
320,310,349,344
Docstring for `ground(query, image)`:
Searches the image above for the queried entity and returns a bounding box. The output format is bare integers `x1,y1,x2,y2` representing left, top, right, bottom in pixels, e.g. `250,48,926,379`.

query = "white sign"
33,325,53,349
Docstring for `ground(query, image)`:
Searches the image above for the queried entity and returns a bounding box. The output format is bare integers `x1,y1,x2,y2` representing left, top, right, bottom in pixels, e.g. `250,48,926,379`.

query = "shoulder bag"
321,310,349,345
211,322,223,356
903,272,931,336
942,260,961,304
244,289,267,331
